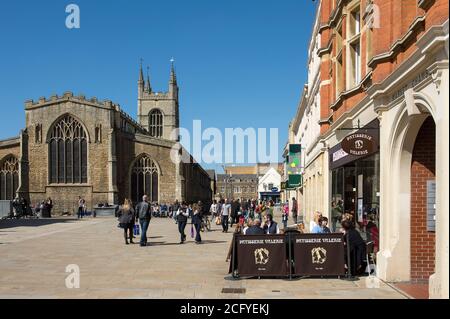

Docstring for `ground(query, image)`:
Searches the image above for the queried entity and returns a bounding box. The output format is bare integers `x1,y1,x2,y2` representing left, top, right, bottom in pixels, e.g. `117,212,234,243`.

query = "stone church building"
0,64,212,213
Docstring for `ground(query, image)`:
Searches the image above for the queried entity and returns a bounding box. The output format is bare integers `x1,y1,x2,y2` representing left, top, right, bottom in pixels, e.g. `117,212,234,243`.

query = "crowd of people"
117,196,210,247
8,196,52,219
114,194,377,277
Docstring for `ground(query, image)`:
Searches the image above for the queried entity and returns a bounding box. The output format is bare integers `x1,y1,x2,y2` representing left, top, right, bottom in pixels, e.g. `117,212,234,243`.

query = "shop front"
329,120,380,252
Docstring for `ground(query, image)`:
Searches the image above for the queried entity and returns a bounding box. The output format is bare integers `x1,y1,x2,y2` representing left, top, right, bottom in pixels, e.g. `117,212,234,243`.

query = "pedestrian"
263,213,280,234
230,199,237,227
77,196,85,219
235,199,241,225
210,200,218,222
176,201,189,244
244,219,265,235
171,200,180,223
46,197,53,218
243,218,253,235
117,199,136,245
320,216,331,233
39,201,46,218
342,220,367,276
282,200,289,230
192,203,202,244
291,197,298,225
221,199,231,233
136,195,152,247
310,211,323,233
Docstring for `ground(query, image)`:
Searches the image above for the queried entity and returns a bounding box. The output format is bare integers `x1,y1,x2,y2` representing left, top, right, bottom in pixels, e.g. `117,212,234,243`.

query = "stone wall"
25,94,114,213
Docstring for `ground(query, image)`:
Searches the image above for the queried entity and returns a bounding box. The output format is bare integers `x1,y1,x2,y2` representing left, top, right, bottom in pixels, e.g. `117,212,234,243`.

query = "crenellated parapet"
24,92,122,110
140,91,171,100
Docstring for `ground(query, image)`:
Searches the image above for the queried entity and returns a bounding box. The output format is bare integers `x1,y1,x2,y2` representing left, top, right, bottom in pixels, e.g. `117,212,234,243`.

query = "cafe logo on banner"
254,248,269,265
311,247,327,264
341,133,375,156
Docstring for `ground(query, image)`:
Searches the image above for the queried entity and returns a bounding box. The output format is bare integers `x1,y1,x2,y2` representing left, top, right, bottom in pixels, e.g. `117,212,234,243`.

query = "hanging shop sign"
329,119,380,170
341,133,376,157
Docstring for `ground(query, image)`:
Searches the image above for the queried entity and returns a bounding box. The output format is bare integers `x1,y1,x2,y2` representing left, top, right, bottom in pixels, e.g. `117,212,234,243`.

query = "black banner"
293,233,345,276
235,234,288,277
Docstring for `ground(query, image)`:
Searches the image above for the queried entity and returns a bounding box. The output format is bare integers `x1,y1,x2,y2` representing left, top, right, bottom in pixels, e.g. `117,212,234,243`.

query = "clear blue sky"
0,0,317,172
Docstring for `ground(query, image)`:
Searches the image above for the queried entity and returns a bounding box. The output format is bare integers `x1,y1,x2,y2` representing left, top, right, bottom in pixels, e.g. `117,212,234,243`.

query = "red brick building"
294,0,448,298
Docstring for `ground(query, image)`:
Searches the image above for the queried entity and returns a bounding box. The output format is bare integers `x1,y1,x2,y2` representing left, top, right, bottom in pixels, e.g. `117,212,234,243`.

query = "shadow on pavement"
192,240,228,245
0,218,78,229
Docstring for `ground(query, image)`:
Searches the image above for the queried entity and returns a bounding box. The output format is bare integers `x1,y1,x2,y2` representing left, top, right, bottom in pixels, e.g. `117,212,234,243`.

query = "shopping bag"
215,216,221,225
133,224,140,236
190,224,195,238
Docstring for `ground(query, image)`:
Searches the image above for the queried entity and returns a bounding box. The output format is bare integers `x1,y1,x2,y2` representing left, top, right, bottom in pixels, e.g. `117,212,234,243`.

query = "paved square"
0,217,407,299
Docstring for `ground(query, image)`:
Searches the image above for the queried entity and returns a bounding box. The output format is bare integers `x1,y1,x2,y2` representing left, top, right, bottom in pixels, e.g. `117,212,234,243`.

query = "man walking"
136,195,152,247
221,199,231,233
77,196,85,219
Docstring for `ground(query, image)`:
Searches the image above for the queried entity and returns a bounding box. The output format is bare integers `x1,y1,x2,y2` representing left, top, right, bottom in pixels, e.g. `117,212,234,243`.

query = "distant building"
224,163,283,177
216,174,258,201
258,167,281,202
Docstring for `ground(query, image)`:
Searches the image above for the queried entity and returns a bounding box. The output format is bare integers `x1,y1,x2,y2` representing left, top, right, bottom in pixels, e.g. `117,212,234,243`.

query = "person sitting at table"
342,220,367,276
244,219,265,235
243,218,253,235
320,216,331,233
263,213,280,234
297,223,306,233
309,211,322,232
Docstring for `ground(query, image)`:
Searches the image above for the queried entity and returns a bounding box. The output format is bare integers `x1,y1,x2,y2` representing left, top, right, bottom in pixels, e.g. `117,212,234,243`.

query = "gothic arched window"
149,110,163,138
48,115,88,184
130,156,159,203
0,156,19,200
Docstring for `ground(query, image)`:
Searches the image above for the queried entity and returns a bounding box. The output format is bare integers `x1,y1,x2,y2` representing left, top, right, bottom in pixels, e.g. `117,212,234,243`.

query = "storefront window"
331,153,380,249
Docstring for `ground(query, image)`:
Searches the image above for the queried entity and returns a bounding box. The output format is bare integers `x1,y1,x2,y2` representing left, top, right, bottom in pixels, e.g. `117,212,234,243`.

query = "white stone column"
376,107,412,282
429,67,449,299
322,150,330,218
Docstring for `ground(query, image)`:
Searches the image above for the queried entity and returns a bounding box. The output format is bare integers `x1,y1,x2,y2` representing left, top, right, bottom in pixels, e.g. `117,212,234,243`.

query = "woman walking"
118,199,136,245
192,203,202,244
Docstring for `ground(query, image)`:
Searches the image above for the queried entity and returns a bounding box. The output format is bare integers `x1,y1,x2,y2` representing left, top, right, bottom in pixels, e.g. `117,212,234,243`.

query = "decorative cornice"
317,36,333,57
367,20,449,101
330,71,373,110
319,0,346,33
318,114,333,126
367,16,426,69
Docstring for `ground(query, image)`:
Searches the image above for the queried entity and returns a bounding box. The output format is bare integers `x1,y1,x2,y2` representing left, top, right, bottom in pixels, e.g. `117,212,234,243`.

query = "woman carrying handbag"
117,199,136,245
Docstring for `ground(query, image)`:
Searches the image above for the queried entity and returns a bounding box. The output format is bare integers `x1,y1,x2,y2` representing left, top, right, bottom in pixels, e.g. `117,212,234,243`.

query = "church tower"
137,61,179,141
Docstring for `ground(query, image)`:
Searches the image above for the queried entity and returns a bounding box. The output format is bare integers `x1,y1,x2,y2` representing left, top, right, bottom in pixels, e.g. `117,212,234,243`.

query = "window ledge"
47,184,90,187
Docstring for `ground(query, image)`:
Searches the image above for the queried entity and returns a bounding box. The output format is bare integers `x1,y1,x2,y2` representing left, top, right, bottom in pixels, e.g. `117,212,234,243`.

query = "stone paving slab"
0,217,407,299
